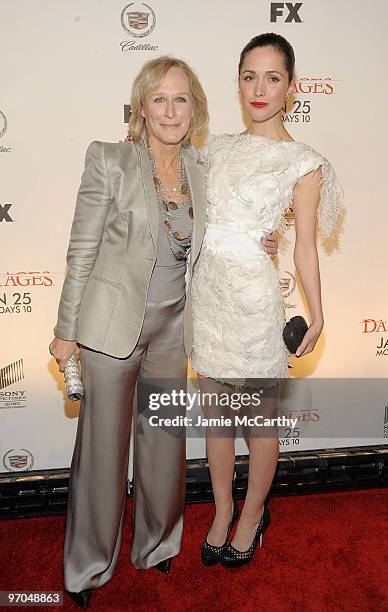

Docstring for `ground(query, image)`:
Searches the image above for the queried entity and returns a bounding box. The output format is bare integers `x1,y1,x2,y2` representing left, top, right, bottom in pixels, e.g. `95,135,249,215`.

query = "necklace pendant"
173,231,190,241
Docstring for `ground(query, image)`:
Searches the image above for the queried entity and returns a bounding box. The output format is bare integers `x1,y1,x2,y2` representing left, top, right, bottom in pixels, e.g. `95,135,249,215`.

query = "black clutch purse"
283,316,308,354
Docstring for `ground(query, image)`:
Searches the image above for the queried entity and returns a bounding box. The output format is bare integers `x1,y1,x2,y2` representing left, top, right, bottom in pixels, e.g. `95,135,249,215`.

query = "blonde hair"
127,55,208,146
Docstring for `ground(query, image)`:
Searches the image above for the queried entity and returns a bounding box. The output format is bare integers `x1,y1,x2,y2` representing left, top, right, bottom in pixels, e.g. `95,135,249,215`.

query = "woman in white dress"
190,33,343,567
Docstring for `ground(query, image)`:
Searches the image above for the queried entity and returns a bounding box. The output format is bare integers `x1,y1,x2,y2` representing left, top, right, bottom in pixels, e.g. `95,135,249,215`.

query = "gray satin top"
147,202,192,301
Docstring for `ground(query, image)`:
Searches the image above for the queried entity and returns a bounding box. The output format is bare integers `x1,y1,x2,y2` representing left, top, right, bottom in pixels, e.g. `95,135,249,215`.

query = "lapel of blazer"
183,146,206,272
137,136,159,249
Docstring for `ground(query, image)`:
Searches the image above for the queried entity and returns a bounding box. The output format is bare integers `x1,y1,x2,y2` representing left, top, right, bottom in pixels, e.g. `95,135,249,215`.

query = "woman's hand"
49,338,80,372
295,320,323,357
261,232,278,258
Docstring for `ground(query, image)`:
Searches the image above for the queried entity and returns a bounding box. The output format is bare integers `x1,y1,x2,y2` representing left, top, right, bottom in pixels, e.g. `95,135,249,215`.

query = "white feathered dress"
190,133,343,384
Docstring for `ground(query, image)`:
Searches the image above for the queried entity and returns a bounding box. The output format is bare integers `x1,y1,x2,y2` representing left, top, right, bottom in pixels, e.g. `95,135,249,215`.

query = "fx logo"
0,204,13,222
270,2,303,22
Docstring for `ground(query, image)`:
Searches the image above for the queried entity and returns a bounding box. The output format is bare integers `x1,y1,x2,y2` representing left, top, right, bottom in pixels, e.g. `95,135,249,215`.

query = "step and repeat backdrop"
1,0,387,472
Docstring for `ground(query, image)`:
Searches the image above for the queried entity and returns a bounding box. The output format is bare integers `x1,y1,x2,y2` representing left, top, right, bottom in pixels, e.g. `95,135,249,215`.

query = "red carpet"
1,488,387,612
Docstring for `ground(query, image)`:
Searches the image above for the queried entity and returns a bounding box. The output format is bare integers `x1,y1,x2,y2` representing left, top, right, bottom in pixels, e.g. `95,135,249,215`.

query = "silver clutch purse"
64,355,84,401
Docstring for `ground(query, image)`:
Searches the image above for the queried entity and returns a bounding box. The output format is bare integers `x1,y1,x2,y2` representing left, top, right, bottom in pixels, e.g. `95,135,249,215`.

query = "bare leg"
230,385,280,551
198,375,236,547
205,436,236,546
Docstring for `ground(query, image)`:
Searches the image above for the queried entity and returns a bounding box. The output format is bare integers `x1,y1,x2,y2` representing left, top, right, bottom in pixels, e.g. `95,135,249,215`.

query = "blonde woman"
49,57,208,608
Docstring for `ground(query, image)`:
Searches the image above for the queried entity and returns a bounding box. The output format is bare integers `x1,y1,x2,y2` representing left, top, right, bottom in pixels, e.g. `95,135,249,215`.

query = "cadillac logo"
121,3,156,37
3,448,34,471
279,270,296,298
283,204,295,226
128,11,148,29
0,111,7,138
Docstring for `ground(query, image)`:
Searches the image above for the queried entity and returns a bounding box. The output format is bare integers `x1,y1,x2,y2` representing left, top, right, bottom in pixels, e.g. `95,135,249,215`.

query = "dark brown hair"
238,33,295,83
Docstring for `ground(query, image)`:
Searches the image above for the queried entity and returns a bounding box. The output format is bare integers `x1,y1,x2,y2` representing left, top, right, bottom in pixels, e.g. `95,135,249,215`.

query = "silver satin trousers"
63,295,187,592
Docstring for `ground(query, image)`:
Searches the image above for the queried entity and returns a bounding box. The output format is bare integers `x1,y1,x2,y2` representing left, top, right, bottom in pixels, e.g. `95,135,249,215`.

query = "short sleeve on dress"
198,135,223,173
297,150,344,237
198,134,229,169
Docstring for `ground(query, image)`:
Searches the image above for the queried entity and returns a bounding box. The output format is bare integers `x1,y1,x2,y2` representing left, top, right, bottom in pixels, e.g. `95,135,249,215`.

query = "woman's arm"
292,168,323,357
50,141,113,369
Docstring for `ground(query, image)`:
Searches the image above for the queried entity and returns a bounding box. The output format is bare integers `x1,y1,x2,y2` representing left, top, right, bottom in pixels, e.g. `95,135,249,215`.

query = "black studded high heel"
154,558,172,574
201,498,239,566
66,589,93,609
220,505,271,568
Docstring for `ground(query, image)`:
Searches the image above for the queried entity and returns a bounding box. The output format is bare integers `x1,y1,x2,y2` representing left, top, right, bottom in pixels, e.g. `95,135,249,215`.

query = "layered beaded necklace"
147,139,193,261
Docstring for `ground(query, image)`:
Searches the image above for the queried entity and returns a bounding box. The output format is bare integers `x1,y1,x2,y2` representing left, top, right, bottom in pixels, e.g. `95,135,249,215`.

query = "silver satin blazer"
54,137,206,358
